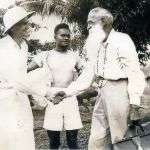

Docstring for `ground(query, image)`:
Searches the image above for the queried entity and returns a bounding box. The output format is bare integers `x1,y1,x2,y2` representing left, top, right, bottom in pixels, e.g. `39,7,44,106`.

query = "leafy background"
1,0,150,63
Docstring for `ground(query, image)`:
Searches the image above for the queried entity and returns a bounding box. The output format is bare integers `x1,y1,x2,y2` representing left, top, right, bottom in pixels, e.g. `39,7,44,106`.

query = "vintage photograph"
0,0,150,150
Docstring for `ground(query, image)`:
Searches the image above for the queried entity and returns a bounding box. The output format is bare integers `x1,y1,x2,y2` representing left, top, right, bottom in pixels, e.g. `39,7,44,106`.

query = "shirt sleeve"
6,67,66,98
118,34,146,106
10,73,47,97
65,61,95,97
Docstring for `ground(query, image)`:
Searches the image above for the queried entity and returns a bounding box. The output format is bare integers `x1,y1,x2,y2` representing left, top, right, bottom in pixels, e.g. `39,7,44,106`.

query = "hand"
46,91,66,105
129,104,144,121
53,91,67,104
52,96,63,105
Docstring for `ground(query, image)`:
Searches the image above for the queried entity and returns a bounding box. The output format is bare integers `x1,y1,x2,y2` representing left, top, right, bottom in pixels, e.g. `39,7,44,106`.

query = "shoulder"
109,31,135,51
70,50,81,61
113,31,134,44
0,35,14,48
113,32,137,57
0,36,20,54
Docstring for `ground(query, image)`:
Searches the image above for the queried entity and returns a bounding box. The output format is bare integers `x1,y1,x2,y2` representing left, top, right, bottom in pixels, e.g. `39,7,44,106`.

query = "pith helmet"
3,6,35,33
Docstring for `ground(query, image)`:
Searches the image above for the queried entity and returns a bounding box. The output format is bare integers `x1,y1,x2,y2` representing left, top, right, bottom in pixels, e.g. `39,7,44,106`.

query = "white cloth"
34,50,84,87
34,50,83,131
27,67,52,108
0,35,47,150
67,30,146,106
0,36,47,97
43,96,83,131
90,79,129,144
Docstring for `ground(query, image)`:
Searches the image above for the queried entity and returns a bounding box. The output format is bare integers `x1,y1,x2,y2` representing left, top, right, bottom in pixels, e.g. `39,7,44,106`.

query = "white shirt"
34,50,84,88
67,30,146,106
0,35,46,96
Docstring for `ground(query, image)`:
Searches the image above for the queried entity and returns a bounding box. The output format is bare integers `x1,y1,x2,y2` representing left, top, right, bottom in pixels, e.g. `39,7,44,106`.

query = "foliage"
0,8,5,37
1,0,150,61
17,0,150,60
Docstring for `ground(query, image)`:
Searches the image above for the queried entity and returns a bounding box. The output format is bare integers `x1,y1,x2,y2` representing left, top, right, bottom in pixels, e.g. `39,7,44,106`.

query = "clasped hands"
45,89,68,105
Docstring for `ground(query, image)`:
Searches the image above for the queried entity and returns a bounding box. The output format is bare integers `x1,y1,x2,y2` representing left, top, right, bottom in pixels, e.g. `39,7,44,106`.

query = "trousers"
88,79,130,150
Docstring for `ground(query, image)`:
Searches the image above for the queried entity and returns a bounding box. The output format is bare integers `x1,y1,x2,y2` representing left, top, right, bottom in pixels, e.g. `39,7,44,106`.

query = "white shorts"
43,96,83,131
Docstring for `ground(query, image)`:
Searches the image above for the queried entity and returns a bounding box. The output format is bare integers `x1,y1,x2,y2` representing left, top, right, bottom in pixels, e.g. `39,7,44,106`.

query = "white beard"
84,24,107,62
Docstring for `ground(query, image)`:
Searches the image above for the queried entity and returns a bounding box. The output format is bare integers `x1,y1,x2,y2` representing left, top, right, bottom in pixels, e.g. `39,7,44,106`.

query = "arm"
119,34,146,106
64,61,95,97
8,71,67,98
6,51,65,97
76,87,98,101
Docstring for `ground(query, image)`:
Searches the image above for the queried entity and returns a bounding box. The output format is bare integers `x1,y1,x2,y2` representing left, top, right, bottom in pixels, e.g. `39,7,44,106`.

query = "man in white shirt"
0,6,58,150
63,7,146,149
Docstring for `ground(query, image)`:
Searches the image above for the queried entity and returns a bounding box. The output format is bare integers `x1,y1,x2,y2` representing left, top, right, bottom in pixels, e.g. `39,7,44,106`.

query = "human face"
12,18,30,39
55,28,71,50
87,16,104,31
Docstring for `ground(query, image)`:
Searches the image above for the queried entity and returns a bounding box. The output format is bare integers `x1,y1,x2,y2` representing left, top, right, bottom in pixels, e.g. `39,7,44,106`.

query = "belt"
108,78,128,82
95,76,127,86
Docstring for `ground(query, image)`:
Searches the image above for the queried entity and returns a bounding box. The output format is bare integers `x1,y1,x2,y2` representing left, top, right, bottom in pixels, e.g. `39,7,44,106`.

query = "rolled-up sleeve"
119,34,146,106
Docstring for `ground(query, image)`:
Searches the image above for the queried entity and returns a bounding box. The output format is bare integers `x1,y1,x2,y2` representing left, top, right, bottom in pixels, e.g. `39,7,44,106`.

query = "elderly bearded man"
0,6,59,150
63,7,146,150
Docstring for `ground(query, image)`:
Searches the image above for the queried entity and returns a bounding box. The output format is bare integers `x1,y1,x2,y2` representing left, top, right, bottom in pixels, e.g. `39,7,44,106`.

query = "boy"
29,23,83,149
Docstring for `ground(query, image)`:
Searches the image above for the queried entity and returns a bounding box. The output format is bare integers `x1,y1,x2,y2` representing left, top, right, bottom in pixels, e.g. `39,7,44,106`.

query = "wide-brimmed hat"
3,6,35,33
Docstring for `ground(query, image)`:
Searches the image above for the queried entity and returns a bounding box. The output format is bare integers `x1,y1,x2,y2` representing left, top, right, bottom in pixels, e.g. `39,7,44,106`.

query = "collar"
103,29,115,47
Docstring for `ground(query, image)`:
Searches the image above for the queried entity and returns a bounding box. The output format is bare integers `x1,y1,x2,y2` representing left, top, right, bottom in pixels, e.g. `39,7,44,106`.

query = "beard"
84,24,107,62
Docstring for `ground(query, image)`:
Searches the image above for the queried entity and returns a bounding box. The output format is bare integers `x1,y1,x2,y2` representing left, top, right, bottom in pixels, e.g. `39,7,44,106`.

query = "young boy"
30,23,83,149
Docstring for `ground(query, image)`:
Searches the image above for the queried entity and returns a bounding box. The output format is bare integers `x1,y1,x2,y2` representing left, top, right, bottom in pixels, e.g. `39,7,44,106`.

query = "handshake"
44,87,98,105
45,88,69,105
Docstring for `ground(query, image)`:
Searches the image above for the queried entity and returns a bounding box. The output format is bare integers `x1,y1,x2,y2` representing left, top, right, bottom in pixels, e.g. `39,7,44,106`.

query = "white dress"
0,35,44,150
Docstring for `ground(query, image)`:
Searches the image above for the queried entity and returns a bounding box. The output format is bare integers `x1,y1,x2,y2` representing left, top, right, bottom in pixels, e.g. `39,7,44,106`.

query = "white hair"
88,7,114,26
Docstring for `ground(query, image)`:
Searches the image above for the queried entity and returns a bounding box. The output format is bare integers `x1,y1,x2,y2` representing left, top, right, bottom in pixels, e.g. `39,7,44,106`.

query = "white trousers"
89,79,130,149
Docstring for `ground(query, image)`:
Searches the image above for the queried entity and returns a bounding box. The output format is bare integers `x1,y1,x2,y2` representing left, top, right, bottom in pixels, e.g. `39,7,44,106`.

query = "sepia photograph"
0,0,150,150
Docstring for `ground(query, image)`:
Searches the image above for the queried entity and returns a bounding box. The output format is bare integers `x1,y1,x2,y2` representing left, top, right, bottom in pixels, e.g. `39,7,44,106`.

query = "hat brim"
4,11,35,34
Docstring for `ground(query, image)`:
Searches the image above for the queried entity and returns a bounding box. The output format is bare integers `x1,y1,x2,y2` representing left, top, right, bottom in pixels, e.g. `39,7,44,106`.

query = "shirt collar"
103,29,115,46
